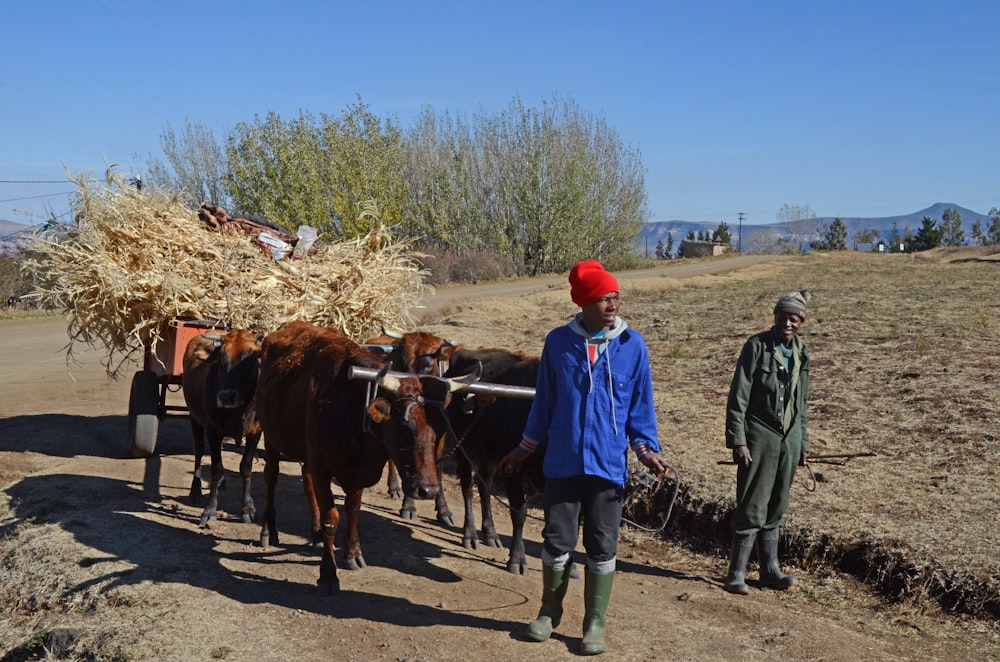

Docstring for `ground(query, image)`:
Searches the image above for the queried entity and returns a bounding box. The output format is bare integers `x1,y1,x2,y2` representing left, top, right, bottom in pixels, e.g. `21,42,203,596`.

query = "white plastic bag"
257,231,292,260
292,225,318,259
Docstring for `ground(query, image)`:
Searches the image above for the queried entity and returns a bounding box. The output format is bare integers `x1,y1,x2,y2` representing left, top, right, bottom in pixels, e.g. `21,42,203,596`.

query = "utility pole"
738,212,745,253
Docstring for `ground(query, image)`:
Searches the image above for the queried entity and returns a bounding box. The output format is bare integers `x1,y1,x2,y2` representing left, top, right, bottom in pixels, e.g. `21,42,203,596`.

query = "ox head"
365,361,481,499
364,328,464,377
194,329,263,410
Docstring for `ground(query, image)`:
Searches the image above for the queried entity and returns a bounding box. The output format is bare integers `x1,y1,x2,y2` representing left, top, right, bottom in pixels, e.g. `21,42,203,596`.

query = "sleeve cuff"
518,437,539,453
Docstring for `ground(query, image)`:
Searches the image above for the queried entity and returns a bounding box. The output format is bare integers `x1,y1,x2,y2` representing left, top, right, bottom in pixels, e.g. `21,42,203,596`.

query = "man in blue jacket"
501,259,669,656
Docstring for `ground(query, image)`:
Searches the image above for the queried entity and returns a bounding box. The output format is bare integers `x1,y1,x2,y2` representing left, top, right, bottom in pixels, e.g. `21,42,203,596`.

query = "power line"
0,192,74,204
0,180,68,184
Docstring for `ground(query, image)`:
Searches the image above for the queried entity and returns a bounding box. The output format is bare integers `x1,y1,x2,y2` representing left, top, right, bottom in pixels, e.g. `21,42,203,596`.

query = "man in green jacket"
724,290,811,595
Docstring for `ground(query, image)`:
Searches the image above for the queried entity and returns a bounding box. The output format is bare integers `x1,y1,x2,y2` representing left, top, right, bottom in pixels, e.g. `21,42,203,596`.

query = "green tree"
854,227,880,245
970,207,1000,246
401,95,646,275
319,97,407,236
686,230,696,241
665,232,674,258
823,218,848,250
911,216,944,251
714,221,732,244
226,110,335,234
940,207,965,246
654,239,665,259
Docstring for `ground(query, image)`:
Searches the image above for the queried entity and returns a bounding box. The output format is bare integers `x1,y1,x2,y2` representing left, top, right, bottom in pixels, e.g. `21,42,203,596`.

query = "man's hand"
799,450,809,467
733,445,752,468
638,451,670,476
500,446,532,474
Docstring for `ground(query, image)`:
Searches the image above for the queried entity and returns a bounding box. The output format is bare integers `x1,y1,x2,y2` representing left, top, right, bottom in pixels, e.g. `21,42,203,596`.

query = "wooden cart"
127,318,227,458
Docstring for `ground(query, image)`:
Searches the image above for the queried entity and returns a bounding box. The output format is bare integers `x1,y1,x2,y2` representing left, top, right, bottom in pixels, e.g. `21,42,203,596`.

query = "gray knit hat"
774,290,810,319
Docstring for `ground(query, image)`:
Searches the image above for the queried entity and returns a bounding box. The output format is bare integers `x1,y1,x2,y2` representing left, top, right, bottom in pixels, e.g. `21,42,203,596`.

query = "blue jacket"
522,315,661,484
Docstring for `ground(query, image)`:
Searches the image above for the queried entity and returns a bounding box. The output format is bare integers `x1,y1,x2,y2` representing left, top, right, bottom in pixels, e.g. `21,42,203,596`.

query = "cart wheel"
128,370,160,458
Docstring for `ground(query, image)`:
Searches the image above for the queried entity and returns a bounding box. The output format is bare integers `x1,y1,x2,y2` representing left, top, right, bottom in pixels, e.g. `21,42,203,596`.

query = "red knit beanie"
568,260,619,306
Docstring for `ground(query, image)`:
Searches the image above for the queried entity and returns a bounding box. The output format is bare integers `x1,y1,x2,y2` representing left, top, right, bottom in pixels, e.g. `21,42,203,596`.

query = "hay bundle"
24,170,430,378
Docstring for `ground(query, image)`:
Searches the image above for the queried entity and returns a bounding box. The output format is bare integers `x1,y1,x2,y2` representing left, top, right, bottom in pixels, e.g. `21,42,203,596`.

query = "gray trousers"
542,475,624,573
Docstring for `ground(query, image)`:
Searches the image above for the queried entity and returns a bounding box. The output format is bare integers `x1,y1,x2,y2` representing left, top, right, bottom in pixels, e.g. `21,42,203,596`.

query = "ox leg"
503,473,529,575
341,488,367,572
433,474,455,528
477,466,502,548
314,470,343,596
199,433,225,528
301,466,323,547
189,420,206,502
260,450,280,548
386,460,403,499
239,430,261,523
458,452,479,550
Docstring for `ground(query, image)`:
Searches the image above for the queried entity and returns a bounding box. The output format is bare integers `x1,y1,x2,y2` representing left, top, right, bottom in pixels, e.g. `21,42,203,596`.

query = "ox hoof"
399,508,417,520
463,536,479,550
344,554,367,570
388,488,403,499
199,513,218,529
241,512,255,524
484,536,503,549
507,560,529,575
437,513,456,528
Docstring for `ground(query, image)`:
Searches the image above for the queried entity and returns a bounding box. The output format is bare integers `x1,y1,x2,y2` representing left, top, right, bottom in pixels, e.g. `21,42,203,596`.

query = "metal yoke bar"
347,365,536,400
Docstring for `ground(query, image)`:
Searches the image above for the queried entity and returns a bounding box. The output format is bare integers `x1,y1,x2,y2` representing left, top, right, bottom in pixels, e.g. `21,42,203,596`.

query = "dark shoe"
723,533,756,595
757,527,798,590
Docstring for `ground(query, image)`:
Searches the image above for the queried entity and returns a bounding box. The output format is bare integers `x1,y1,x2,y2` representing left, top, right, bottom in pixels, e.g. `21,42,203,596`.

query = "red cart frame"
127,318,227,457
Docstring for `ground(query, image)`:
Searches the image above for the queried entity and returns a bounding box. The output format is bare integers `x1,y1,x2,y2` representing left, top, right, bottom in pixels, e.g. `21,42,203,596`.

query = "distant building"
679,238,731,258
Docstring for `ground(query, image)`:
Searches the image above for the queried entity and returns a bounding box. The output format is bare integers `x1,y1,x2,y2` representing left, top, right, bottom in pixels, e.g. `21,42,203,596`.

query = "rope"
621,462,681,534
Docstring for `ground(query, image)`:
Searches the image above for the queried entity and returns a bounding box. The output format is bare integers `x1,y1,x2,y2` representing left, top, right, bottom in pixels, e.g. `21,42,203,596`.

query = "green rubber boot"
580,571,614,655
723,532,757,595
757,527,798,590
526,565,572,642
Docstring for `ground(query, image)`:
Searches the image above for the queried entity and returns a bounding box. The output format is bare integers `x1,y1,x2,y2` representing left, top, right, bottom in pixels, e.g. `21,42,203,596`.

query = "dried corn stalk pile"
24,170,430,378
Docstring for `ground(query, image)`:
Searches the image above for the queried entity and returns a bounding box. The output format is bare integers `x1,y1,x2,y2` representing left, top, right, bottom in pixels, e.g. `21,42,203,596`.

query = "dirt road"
0,256,995,661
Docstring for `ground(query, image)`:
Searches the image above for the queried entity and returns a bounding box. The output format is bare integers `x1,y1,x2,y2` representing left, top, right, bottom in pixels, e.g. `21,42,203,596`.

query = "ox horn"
446,360,482,391
381,325,404,340
375,361,402,393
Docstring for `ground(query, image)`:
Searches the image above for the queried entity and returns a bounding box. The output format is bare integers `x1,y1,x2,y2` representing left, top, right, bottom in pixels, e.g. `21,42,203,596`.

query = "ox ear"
191,335,219,361
440,343,464,363
368,397,392,423
446,360,482,392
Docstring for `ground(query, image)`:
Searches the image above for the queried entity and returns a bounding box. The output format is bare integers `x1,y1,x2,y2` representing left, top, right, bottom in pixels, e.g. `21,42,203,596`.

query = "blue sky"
2,0,998,229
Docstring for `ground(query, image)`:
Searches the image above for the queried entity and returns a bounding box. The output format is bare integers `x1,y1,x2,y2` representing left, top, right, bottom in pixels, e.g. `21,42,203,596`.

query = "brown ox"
181,329,263,529
443,347,544,575
363,329,463,524
256,321,479,595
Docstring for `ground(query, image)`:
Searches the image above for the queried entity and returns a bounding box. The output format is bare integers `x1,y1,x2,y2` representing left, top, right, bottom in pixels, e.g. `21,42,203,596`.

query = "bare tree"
143,120,232,209
776,202,823,252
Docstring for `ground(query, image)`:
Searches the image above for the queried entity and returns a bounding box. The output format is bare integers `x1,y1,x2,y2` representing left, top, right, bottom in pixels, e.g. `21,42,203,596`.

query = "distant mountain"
0,219,54,256
0,219,30,237
639,203,995,254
